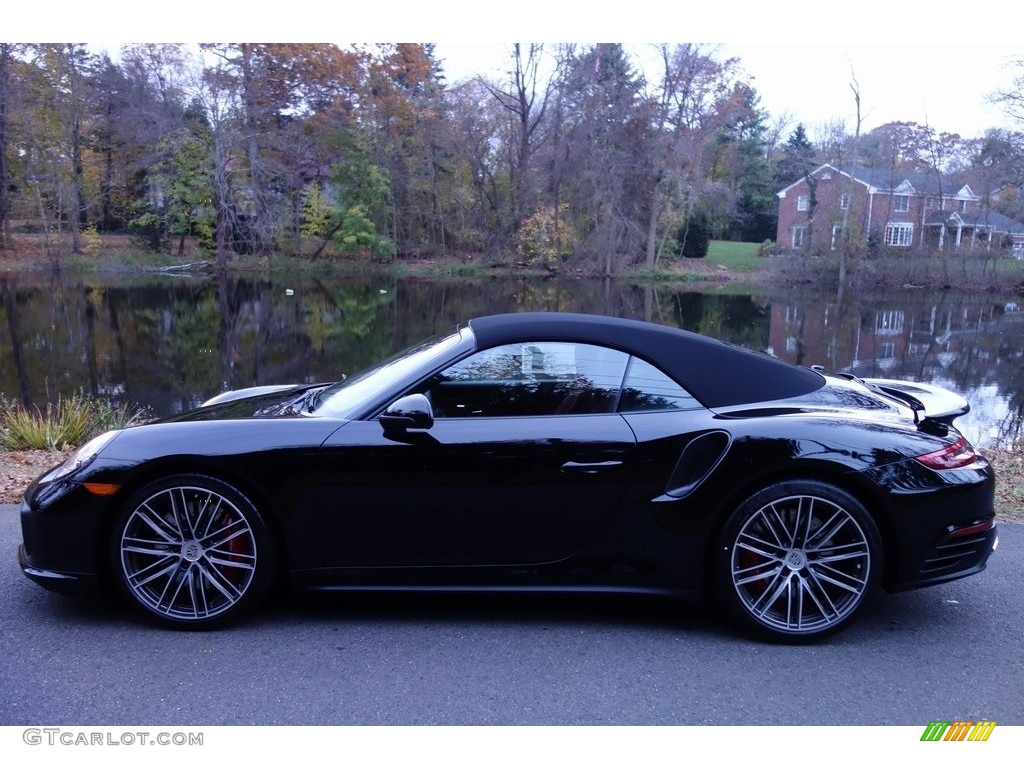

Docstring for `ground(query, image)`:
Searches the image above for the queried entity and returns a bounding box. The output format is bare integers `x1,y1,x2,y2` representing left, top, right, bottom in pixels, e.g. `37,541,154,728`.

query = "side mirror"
380,393,434,432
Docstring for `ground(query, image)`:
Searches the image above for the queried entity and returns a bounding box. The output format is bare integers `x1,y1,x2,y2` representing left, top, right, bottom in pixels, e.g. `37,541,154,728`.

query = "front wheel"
714,481,881,642
110,474,276,629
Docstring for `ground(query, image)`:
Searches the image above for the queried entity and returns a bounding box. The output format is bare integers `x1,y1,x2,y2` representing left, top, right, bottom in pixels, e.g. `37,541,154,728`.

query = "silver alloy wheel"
729,493,871,634
119,484,258,622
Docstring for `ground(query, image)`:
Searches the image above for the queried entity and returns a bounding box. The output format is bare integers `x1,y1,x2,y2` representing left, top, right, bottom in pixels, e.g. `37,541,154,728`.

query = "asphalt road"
1,503,1021,726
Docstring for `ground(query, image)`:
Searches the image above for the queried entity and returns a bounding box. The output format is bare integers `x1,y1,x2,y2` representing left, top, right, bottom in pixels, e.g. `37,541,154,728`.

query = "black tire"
714,480,881,642
109,474,276,629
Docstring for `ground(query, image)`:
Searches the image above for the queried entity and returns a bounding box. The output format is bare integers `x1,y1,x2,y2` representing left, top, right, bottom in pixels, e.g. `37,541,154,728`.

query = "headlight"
44,430,120,482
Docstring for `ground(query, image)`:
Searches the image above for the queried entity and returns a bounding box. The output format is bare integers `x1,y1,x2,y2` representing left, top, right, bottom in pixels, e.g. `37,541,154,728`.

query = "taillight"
915,436,977,470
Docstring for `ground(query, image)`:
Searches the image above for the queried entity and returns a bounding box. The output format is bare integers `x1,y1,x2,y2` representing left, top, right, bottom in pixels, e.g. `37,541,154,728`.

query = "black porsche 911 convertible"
18,312,996,641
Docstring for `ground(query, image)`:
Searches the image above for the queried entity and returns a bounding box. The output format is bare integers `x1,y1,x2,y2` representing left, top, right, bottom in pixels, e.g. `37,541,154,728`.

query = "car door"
608,356,729,583
615,355,728,503
309,341,637,568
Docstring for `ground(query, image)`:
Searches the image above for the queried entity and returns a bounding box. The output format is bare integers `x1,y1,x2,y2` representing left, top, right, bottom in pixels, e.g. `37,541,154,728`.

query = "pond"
1,271,1021,447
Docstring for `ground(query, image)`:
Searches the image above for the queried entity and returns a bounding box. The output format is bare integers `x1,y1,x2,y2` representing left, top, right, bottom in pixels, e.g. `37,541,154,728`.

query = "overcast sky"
435,42,1022,140
11,1,1024,140
718,43,1020,138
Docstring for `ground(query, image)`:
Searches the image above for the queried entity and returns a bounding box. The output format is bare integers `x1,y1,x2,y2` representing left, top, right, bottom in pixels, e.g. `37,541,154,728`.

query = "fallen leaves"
0,449,71,503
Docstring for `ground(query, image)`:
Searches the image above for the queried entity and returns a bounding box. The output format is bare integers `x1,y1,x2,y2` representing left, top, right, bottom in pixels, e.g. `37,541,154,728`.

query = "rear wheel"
715,480,881,642
110,474,275,629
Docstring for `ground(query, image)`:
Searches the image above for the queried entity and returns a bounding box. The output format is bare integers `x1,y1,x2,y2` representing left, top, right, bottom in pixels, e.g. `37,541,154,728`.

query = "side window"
424,342,628,417
618,357,700,412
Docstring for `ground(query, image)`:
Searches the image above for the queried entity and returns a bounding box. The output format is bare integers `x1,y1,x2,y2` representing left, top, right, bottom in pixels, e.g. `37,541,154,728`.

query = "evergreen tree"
678,208,710,258
712,83,776,241
129,128,214,254
557,44,645,271
775,123,816,188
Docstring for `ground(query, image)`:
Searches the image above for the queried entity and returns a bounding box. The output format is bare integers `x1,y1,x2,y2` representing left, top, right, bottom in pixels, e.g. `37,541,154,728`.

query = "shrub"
0,393,153,451
334,204,394,262
677,209,711,259
81,225,104,256
516,204,578,266
301,182,332,239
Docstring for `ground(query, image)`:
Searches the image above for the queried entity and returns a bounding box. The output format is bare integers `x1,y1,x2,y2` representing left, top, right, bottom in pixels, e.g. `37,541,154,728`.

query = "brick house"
775,163,1024,256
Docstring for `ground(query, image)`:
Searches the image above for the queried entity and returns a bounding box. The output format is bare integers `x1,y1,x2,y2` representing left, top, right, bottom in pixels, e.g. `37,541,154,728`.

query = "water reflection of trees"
1,278,31,407
1,275,1019,445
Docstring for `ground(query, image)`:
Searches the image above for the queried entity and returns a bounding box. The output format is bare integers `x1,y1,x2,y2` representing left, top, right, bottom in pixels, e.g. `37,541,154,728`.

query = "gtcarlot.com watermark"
23,728,203,747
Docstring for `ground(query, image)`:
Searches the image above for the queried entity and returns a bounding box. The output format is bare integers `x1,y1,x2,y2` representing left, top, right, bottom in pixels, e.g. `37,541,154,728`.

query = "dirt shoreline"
4,231,1024,293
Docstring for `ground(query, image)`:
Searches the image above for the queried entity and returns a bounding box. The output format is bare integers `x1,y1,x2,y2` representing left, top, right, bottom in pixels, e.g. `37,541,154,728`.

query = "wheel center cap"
181,540,204,562
785,549,807,571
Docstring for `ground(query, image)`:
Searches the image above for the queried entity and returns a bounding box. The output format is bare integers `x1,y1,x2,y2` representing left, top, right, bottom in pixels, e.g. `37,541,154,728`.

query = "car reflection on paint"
18,313,996,642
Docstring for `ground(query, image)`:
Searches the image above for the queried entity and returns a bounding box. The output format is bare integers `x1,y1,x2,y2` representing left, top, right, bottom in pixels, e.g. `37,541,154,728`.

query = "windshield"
311,328,468,419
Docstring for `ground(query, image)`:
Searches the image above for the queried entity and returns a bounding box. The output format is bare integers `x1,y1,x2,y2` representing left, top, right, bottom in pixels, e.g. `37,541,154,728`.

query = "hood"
163,383,329,422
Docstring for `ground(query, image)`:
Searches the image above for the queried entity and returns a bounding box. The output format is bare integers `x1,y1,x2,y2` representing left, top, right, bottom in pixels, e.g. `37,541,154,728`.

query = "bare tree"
23,44,92,256
0,44,16,250
966,129,1024,222
811,118,850,166
554,44,644,273
764,110,797,159
991,58,1024,124
642,44,736,267
837,76,863,288
480,44,551,230
446,78,506,246
189,54,243,272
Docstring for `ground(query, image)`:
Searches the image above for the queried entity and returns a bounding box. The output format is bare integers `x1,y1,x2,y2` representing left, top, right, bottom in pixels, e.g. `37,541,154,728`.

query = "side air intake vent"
665,430,731,499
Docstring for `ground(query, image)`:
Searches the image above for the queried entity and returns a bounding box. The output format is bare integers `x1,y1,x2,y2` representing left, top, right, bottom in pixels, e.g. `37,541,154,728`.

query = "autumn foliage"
0,43,1020,274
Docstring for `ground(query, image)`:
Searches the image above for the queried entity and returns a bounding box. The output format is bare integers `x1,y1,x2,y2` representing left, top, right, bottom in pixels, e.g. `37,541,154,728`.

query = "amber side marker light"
915,437,977,470
83,483,121,496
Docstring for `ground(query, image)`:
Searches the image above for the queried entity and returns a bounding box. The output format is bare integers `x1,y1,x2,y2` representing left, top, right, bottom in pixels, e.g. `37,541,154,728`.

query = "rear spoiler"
860,378,970,427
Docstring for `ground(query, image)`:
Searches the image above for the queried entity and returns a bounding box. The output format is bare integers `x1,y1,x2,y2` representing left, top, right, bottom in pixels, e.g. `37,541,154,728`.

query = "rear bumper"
875,459,998,592
886,520,998,592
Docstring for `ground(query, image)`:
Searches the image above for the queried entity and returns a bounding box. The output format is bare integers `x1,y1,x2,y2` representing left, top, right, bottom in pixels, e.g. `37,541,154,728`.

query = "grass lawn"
705,241,762,272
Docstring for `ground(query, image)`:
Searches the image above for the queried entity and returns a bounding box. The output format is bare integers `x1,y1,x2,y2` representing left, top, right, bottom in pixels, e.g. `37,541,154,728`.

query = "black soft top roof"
467,312,824,408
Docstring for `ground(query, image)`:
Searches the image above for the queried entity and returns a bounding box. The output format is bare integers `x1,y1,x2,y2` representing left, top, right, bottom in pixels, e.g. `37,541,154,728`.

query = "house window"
884,222,914,247
958,199,968,213
894,195,910,212
925,196,937,209
831,224,845,250
792,226,807,248
797,195,809,212
876,311,905,335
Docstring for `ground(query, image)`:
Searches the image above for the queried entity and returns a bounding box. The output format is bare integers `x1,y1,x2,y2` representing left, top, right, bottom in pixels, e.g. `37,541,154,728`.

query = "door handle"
560,460,623,474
